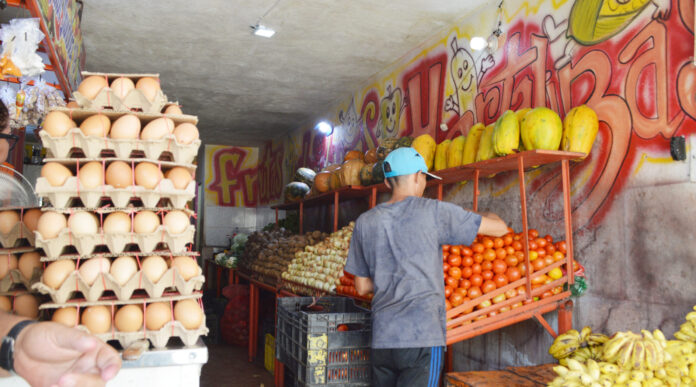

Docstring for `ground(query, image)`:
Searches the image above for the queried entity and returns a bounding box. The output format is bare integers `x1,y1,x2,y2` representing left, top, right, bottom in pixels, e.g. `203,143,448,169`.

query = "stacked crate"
32,73,207,349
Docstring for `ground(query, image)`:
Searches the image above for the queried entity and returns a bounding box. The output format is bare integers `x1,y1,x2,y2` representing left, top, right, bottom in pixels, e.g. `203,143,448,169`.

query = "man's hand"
355,277,374,297
478,212,508,237
13,321,121,387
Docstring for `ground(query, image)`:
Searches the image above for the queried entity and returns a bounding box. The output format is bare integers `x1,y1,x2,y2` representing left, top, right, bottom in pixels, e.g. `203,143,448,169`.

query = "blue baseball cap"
383,147,442,180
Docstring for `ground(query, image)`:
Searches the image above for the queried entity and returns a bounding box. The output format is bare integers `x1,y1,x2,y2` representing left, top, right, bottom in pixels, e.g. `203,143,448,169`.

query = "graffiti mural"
204,145,258,207
259,0,695,237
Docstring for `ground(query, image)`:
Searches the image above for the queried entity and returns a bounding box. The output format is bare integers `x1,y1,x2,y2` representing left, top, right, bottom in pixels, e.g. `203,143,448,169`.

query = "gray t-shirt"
345,196,482,349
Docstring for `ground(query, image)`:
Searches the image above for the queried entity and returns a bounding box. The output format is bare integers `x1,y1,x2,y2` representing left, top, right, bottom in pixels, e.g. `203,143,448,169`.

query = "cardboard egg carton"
36,176,195,209
40,108,200,163
33,266,204,303
41,292,207,348
73,72,169,114
0,246,39,255
35,225,195,259
0,268,42,293
39,250,198,263
0,221,34,248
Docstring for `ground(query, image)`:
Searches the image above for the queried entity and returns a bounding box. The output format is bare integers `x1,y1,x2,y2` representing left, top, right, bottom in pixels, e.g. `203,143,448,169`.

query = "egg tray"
78,318,208,349
42,206,196,216
39,250,198,263
40,112,200,164
36,176,195,209
35,225,196,259
73,72,169,114
0,268,42,293
0,221,35,249
43,154,196,176
33,265,204,303
0,246,39,255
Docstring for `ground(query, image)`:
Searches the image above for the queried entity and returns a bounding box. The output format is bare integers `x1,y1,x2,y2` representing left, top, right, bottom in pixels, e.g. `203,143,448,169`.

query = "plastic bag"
0,18,45,77
220,284,250,347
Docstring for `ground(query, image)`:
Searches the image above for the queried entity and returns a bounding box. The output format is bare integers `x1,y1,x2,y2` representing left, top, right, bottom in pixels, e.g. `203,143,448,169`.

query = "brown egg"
37,211,67,239
22,209,42,232
41,162,73,187
0,296,11,312
110,114,141,139
115,304,143,332
0,210,20,234
43,259,75,289
163,105,183,115
135,77,161,102
78,161,105,189
66,101,80,109
14,294,38,319
68,211,99,235
43,111,77,137
79,114,111,137
18,252,40,280
165,167,193,189
103,212,131,234
105,161,133,188
81,305,111,334
134,162,163,189
142,256,167,283
145,302,171,331
110,77,135,100
173,123,199,144
110,256,137,285
52,307,79,327
171,256,200,281
0,254,17,279
78,76,108,100
141,117,174,140
174,299,203,329
78,257,110,286
133,211,160,233
163,210,189,234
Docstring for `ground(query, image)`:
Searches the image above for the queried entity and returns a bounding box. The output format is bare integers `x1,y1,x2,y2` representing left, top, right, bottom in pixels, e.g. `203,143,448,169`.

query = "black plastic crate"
276,297,372,386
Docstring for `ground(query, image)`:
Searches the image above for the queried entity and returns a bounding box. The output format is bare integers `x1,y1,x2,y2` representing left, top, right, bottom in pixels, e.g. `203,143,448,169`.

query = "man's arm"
355,276,374,296
477,212,508,237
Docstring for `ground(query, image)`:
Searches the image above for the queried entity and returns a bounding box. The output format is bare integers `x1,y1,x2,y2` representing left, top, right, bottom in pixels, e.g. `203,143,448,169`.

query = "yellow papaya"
492,110,520,155
562,105,599,159
516,108,531,152
520,107,563,150
446,135,466,168
412,134,436,170
434,139,451,171
463,123,485,164
475,124,496,162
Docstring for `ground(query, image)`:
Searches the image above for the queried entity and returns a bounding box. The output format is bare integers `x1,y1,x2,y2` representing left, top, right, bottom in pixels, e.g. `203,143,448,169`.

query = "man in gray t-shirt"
345,147,508,387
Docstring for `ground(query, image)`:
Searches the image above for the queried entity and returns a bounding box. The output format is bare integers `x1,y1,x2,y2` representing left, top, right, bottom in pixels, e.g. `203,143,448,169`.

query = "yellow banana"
630,341,645,370
599,362,619,375
617,340,636,369
580,373,595,385
553,365,569,377
603,333,632,361
615,371,630,384
630,370,645,381
588,333,610,346
567,358,585,372
580,326,592,343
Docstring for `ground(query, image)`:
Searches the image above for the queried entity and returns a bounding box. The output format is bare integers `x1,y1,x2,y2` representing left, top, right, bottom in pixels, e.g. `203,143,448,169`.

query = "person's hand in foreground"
1,313,121,387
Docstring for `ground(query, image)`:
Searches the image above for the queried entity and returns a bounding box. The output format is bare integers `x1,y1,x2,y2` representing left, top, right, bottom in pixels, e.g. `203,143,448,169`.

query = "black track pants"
371,346,444,387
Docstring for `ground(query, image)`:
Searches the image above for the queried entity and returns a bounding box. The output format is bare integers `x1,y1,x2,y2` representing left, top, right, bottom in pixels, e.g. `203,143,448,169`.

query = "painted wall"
260,0,696,370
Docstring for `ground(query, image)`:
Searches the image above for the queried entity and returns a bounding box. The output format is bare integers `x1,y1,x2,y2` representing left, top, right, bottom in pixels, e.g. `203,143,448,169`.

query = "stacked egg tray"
40,108,200,163
0,208,45,319
36,158,196,208
39,293,208,349
35,72,206,349
72,72,171,114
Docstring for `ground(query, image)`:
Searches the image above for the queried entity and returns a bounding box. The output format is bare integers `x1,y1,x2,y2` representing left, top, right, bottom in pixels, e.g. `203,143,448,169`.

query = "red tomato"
532,274,549,285
515,251,525,261
528,241,538,251
481,270,494,281
471,263,482,274
553,251,565,262
529,229,539,238
492,259,507,274
545,245,556,255
493,238,504,249
504,255,519,267
455,287,468,297
445,300,452,310
473,253,484,264
461,247,473,256
505,246,515,256
461,266,473,279
445,276,458,287
495,248,507,260
472,243,485,254
443,252,449,261
444,286,453,298
467,286,482,299
481,261,493,272
544,256,555,267
448,267,462,280
503,235,513,246
450,246,461,256
482,280,497,294
461,297,474,314
518,262,531,275
555,241,567,254
443,262,450,273
482,237,494,249
459,279,472,290
504,288,517,299
491,293,507,304
448,255,462,267
532,258,545,271
536,248,546,258
512,241,523,251
442,245,451,252
337,324,349,331
505,267,521,282
450,292,464,307
470,274,483,287
462,256,474,267
541,290,553,299
535,238,547,248
483,249,497,261
545,234,553,243
494,273,509,288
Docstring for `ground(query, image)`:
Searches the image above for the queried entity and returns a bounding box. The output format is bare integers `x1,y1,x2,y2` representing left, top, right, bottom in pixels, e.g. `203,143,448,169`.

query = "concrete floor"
201,343,275,387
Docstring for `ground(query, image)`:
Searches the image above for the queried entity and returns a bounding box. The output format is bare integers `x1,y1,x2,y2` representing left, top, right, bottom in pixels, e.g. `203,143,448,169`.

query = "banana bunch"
550,326,609,364
674,307,696,343
601,330,667,371
549,358,691,387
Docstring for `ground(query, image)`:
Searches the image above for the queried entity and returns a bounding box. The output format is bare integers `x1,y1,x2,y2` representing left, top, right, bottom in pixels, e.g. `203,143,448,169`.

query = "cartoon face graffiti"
444,36,480,117
377,85,403,139
338,98,361,149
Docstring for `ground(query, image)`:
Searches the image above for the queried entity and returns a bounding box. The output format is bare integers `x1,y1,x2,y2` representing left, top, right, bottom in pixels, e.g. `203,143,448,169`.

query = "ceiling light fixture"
469,36,488,51
251,24,276,38
315,121,333,136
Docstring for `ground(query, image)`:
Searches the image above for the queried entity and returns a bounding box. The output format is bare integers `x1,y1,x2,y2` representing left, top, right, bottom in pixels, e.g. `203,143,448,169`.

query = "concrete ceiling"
81,0,487,146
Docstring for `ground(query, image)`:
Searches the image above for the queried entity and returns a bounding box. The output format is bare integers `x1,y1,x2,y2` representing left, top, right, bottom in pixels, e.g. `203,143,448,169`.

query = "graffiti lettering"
208,147,258,207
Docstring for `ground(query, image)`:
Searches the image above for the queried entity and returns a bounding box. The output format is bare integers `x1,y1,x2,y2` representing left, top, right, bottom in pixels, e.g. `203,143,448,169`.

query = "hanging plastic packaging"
0,18,45,77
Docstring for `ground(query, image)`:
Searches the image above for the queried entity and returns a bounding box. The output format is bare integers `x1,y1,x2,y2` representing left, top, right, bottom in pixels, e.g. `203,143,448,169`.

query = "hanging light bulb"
469,37,488,51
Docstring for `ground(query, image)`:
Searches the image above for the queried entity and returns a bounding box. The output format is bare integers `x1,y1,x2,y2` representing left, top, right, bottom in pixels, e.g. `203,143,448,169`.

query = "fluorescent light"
469,36,487,51
315,121,333,135
252,24,275,38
